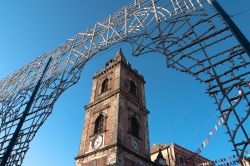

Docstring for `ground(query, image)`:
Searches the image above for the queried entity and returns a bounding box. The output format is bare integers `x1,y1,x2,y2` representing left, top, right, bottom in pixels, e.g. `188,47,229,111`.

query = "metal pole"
0,57,52,166
210,0,250,57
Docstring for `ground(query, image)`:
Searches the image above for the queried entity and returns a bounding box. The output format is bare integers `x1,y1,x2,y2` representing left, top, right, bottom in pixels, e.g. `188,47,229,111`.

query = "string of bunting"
213,151,250,166
213,155,238,166
195,89,246,155
198,151,250,166
195,117,224,154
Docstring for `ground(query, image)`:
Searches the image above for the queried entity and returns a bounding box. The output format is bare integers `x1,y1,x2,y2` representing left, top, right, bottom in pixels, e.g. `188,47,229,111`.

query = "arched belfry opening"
101,79,109,93
94,114,105,134
129,80,137,96
130,117,140,138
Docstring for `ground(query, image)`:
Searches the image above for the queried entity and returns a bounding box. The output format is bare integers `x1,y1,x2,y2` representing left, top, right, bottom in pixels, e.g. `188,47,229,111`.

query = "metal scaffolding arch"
0,0,249,165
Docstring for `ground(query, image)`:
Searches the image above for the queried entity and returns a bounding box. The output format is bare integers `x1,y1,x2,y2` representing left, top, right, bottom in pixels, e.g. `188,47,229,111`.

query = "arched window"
101,79,109,93
130,117,139,138
94,114,104,134
129,80,136,96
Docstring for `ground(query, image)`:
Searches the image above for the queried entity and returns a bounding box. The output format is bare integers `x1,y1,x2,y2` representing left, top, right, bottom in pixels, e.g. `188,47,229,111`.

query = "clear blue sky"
0,0,249,166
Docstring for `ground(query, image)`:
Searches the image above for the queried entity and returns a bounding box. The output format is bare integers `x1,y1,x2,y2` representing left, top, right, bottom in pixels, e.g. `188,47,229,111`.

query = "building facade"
151,144,214,166
75,49,152,166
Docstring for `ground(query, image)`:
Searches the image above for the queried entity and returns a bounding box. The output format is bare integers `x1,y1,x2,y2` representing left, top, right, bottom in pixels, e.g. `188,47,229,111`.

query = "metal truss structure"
0,0,249,165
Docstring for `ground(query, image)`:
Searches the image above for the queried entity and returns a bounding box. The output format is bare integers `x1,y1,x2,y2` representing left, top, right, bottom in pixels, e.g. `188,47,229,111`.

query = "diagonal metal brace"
0,57,52,166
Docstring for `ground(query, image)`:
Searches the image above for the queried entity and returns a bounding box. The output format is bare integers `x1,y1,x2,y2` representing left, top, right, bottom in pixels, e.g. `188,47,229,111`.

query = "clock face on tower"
92,135,103,150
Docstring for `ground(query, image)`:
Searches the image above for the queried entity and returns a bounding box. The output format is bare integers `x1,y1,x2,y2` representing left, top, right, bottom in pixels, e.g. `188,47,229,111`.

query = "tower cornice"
84,88,149,115
93,53,145,83
75,142,153,165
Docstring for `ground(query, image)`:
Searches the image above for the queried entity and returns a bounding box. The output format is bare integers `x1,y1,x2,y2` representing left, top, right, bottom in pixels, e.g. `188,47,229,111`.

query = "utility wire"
184,111,219,145
230,8,250,18
165,96,201,140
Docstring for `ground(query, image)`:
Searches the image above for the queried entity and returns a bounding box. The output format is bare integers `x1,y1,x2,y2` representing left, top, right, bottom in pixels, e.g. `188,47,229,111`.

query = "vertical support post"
0,57,52,166
210,0,250,56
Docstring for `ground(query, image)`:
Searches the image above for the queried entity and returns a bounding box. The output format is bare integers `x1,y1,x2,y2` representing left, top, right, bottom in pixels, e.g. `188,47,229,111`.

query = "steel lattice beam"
0,0,249,165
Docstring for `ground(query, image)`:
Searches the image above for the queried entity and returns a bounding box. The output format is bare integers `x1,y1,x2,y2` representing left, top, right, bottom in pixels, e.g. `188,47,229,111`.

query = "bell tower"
75,49,152,166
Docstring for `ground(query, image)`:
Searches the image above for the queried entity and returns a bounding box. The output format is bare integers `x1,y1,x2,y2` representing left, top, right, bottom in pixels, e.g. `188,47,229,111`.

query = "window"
101,79,109,93
83,160,97,166
130,117,139,138
179,157,186,166
129,80,136,96
91,160,97,166
125,158,137,166
94,114,104,134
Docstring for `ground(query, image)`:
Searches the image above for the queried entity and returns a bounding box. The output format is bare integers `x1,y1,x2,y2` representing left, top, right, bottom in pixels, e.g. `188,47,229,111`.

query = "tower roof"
114,48,127,63
93,49,145,83
154,147,167,166
156,148,164,159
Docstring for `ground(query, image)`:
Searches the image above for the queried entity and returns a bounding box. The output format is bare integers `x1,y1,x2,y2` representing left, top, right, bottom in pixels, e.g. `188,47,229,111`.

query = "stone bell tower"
75,49,152,166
